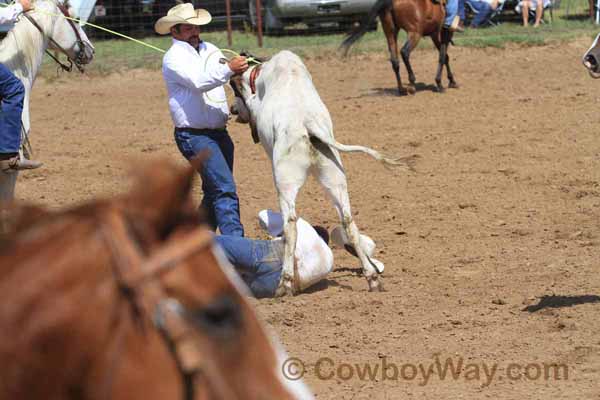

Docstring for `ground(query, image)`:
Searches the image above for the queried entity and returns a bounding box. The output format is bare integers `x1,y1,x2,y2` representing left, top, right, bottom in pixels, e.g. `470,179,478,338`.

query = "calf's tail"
312,134,418,170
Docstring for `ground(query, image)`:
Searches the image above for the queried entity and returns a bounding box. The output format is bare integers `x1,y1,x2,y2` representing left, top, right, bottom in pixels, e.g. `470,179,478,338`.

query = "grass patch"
39,0,600,77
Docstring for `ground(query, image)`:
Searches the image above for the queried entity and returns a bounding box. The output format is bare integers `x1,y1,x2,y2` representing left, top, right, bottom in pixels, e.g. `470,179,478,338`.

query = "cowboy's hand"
19,0,33,12
228,56,249,75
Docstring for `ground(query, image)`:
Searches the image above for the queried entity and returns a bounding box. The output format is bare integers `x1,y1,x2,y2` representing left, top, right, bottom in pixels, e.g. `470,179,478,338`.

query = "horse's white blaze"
212,244,315,398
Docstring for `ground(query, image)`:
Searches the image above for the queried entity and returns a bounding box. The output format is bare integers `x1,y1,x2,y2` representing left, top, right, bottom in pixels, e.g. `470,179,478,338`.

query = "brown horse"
340,0,458,95
0,158,312,400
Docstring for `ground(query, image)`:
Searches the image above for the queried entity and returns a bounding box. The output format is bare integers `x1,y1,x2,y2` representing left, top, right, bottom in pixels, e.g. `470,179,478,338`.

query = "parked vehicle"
249,0,378,33
86,0,375,36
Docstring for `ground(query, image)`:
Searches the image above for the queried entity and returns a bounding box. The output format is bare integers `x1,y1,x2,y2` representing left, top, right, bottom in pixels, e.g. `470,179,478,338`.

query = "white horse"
0,0,94,201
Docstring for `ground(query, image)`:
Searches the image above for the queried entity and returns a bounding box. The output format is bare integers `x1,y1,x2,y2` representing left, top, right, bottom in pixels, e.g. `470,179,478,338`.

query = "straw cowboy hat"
154,3,212,35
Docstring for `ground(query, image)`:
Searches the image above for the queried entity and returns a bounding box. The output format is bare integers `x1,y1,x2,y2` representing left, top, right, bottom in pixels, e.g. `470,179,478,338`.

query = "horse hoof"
436,86,445,93
407,86,416,95
449,81,459,89
397,88,407,96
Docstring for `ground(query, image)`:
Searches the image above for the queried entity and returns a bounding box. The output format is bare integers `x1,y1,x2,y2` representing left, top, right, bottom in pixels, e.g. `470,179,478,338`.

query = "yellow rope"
202,49,261,103
1,1,262,103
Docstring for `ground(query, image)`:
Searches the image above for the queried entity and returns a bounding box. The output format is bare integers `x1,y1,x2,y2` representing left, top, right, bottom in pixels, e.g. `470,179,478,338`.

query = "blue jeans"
445,0,459,26
215,235,284,298
466,0,493,26
174,129,244,237
459,0,467,20
0,64,24,154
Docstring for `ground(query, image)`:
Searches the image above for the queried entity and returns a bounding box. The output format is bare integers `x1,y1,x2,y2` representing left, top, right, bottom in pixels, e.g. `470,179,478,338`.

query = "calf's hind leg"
314,147,384,292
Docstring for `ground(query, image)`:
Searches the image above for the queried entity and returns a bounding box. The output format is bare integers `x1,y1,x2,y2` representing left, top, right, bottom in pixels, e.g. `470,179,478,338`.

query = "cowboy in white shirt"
155,3,248,237
214,210,385,298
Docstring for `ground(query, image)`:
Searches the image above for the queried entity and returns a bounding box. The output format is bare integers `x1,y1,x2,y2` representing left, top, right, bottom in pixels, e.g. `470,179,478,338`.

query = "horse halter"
100,211,214,400
23,5,87,73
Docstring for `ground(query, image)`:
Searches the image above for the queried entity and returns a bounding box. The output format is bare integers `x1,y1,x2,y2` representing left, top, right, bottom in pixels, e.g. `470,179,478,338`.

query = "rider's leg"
444,0,463,32
0,64,41,171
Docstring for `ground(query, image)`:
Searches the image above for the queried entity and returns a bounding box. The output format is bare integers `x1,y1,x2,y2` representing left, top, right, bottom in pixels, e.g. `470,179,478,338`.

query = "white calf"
231,50,413,295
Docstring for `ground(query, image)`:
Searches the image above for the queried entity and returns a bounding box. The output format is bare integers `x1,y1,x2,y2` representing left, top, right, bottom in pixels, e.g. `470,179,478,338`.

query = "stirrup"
0,156,43,172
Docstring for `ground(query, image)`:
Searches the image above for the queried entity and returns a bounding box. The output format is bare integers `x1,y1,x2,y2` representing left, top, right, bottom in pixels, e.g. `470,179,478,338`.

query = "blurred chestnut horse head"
340,0,458,95
0,158,313,400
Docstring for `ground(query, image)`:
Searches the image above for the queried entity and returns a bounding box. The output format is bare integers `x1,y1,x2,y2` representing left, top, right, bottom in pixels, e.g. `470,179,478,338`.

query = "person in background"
459,0,503,28
518,0,550,27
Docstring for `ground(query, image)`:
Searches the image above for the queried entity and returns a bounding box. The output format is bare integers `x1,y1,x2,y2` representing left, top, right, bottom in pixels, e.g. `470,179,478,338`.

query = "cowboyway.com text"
281,354,570,386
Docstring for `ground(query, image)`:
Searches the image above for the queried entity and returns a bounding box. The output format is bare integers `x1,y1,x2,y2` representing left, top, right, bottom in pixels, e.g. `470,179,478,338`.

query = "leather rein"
100,211,214,400
23,5,86,73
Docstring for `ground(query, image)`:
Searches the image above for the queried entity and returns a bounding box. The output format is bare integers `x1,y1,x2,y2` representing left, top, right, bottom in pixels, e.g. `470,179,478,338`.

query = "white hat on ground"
331,226,385,273
258,209,284,237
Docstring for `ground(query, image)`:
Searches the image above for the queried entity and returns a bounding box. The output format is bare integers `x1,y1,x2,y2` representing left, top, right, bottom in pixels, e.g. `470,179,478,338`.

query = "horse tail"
339,0,392,57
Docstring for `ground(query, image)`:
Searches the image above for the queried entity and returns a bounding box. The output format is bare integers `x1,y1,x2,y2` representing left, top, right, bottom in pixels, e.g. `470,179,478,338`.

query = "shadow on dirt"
523,295,600,312
302,279,354,294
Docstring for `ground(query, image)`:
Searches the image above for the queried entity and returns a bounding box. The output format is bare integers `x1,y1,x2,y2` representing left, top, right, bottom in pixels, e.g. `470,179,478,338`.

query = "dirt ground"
18,38,600,399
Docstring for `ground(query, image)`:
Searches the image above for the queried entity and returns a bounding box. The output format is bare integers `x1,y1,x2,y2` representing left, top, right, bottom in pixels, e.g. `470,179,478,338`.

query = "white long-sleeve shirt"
0,3,23,26
162,39,233,130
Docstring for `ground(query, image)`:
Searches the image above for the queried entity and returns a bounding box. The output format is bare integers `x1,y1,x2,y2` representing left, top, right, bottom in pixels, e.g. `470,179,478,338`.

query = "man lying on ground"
215,210,384,298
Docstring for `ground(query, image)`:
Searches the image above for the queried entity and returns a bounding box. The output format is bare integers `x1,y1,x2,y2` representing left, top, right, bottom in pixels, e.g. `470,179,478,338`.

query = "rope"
0,1,262,103
203,48,262,103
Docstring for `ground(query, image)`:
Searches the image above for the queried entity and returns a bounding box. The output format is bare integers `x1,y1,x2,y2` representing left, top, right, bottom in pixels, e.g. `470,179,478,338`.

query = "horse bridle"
100,210,214,400
23,5,87,73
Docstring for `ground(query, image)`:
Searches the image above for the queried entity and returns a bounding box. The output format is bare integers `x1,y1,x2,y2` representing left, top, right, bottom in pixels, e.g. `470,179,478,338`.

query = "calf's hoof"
274,276,296,297
367,275,385,292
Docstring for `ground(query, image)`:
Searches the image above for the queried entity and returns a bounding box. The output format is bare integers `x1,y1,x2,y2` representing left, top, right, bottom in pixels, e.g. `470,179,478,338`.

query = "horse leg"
0,171,17,201
0,171,17,234
432,30,459,89
432,28,450,93
381,11,405,95
445,52,459,89
400,32,422,95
